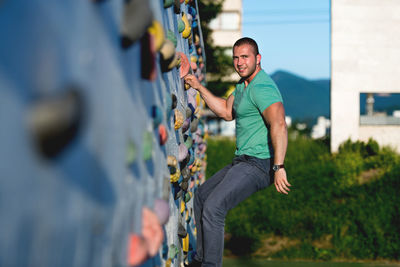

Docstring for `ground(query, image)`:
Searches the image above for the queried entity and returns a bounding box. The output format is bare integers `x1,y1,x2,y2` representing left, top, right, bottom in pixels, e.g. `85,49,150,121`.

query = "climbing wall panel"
0,0,207,266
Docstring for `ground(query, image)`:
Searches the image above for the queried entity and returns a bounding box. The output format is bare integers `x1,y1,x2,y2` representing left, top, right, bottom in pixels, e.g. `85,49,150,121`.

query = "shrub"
205,137,236,179
206,136,400,260
332,151,364,189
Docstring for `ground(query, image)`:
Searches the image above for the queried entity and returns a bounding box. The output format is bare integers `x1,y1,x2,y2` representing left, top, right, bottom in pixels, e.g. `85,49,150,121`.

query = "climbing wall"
0,0,207,266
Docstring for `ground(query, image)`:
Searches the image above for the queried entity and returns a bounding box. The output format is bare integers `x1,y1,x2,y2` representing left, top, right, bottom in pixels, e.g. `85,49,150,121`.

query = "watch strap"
273,164,285,171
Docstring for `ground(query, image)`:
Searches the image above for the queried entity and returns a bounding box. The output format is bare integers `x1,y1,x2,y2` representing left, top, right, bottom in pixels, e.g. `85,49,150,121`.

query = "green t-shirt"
232,70,283,159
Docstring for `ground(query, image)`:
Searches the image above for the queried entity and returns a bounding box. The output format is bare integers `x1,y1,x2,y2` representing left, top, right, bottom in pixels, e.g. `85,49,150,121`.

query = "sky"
242,0,331,80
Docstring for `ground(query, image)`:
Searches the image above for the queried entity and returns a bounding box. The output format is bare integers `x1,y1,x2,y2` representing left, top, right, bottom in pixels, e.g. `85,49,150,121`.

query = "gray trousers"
193,154,272,267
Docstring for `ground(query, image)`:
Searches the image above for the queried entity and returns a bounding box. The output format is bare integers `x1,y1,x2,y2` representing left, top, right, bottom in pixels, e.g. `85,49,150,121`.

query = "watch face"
273,165,279,171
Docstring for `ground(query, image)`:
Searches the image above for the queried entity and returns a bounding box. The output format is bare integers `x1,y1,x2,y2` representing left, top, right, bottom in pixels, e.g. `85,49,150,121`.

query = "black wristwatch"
272,164,285,172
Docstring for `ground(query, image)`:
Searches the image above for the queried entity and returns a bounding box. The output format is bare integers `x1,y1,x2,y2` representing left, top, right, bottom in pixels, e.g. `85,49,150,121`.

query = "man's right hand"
184,74,202,91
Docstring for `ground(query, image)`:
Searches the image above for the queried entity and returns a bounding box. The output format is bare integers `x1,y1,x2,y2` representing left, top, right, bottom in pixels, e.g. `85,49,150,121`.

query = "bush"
338,138,379,158
332,151,364,189
205,137,236,179
204,136,400,260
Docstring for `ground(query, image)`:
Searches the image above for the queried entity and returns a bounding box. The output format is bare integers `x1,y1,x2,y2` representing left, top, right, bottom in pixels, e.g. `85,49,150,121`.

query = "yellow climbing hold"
167,53,180,70
196,92,201,107
180,200,185,214
148,20,165,51
174,109,184,130
170,168,180,183
181,13,191,39
182,234,189,253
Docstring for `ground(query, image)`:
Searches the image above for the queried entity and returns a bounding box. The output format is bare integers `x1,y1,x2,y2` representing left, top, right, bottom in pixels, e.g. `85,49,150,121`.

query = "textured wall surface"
0,0,207,266
331,0,400,152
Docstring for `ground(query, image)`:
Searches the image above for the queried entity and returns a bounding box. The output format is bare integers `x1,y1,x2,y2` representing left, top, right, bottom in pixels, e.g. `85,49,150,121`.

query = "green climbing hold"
164,0,173,8
142,131,153,161
178,18,185,33
184,134,193,149
126,140,137,165
168,244,179,259
167,30,177,47
184,191,192,203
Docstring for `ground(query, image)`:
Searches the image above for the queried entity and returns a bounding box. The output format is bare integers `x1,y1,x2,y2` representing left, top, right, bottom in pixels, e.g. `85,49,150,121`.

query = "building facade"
210,0,242,48
331,0,400,153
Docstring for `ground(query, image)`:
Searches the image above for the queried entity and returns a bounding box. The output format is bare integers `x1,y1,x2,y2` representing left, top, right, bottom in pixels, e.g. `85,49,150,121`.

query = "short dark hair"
233,37,259,55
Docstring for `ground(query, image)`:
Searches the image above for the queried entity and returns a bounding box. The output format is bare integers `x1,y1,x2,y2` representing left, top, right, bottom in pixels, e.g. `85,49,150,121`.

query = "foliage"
198,0,235,96
205,136,400,260
205,80,236,98
205,137,236,178
338,138,379,158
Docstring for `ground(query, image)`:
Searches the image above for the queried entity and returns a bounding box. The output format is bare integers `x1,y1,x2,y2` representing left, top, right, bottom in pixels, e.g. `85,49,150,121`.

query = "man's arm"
184,74,234,121
262,102,291,194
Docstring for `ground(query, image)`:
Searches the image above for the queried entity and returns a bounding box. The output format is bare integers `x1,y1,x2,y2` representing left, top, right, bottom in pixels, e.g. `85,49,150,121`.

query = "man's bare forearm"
184,74,234,121
196,84,233,121
270,120,288,165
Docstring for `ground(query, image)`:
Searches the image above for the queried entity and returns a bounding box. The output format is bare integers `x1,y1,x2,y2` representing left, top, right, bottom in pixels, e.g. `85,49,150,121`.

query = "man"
184,37,291,267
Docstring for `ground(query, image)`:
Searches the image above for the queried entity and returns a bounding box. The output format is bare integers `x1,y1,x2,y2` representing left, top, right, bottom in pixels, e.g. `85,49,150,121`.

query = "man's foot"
184,258,202,267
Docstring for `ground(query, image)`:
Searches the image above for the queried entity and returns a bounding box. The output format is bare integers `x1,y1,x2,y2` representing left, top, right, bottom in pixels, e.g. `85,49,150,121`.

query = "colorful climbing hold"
126,140,137,165
158,124,168,145
184,134,193,149
120,0,153,48
178,52,190,78
178,143,188,162
28,89,83,159
151,105,163,128
184,191,192,203
170,169,180,183
181,12,191,39
154,198,170,225
174,109,184,130
147,20,165,52
164,0,173,8
141,207,164,257
141,32,157,80
182,234,189,253
178,221,187,238
127,234,148,266
167,30,177,47
168,244,179,259
142,131,153,161
160,39,175,61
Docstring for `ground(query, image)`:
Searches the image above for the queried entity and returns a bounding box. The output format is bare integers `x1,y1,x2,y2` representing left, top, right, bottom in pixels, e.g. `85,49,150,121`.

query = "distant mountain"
270,70,330,122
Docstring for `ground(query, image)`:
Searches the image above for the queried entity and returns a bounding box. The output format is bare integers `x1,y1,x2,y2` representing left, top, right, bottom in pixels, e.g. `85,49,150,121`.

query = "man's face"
232,44,260,78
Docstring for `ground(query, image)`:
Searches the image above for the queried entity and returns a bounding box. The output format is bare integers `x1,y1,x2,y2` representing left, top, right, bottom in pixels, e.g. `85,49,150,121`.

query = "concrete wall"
359,126,400,151
211,0,242,47
331,0,400,153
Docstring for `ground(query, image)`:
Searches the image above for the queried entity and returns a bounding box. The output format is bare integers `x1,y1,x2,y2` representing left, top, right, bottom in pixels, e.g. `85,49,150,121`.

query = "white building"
311,116,331,139
331,0,400,153
210,0,242,49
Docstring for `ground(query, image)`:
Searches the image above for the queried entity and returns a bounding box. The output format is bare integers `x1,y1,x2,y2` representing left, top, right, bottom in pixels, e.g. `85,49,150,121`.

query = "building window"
359,93,400,125
209,12,240,31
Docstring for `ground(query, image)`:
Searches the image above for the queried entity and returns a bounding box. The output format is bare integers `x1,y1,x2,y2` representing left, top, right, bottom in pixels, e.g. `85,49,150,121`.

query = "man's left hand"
274,169,291,194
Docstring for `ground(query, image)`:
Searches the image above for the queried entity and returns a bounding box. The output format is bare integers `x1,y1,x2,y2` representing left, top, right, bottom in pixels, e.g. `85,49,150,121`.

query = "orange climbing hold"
178,52,190,78
127,234,147,266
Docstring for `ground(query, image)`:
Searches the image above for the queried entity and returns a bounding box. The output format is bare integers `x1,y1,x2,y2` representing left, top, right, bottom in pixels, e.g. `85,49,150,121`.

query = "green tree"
198,0,235,97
